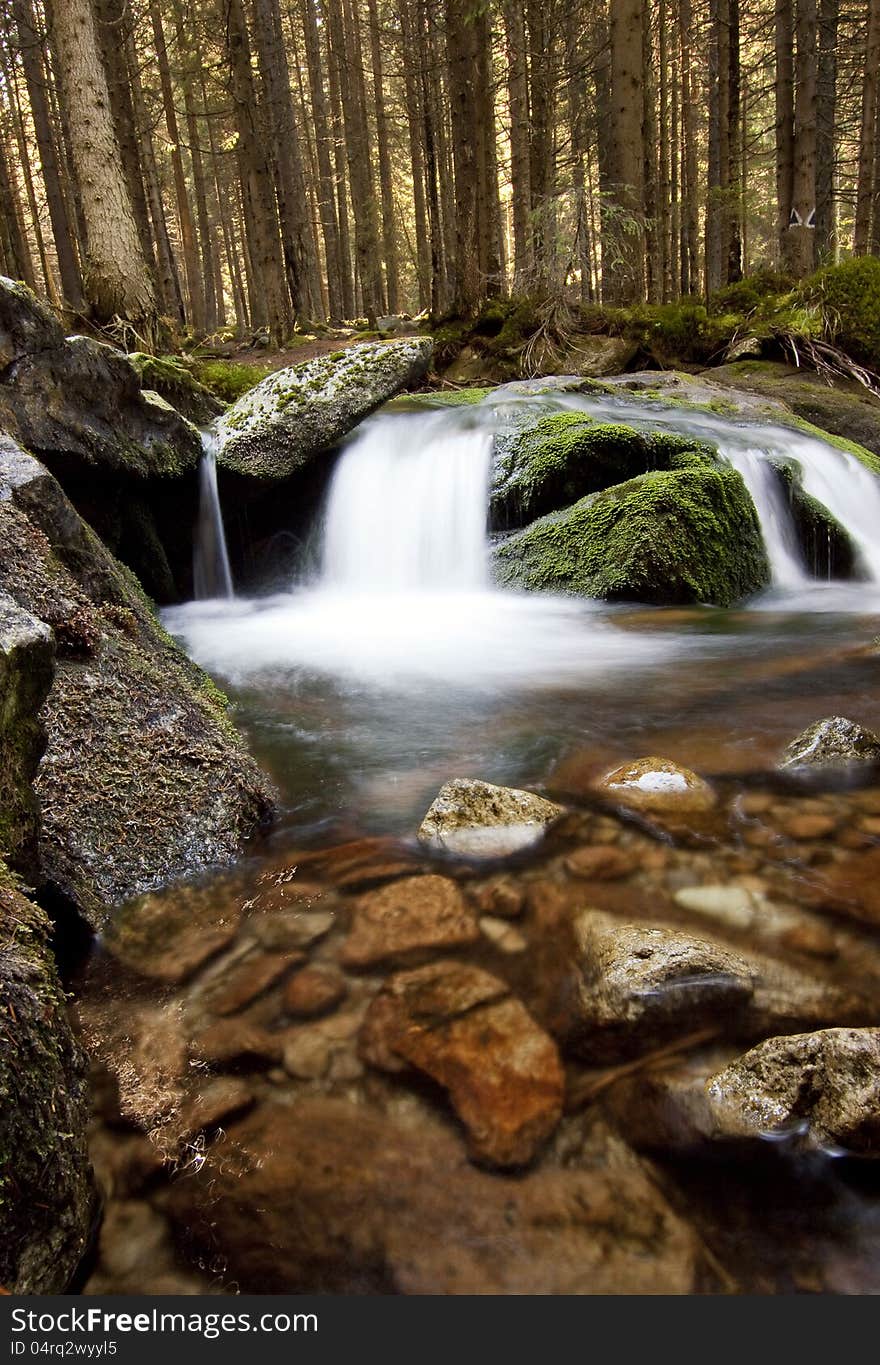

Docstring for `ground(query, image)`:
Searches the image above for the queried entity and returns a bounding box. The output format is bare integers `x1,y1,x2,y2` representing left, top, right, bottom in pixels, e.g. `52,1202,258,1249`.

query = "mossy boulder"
0,436,275,927
0,595,54,883
128,352,224,427
800,257,880,370
493,464,769,606
217,337,434,479
0,279,200,478
0,865,96,1291
191,358,273,405
491,411,717,530
768,458,860,580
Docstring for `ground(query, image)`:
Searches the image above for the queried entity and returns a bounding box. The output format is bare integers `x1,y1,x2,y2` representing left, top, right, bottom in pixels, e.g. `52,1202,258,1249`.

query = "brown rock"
783,815,837,841
804,847,880,925
360,961,563,1166
283,1011,363,1081
341,875,479,969
418,778,563,856
102,886,240,985
168,1099,703,1293
192,1020,283,1069
472,878,524,919
249,909,335,951
479,915,528,953
204,951,300,1016
596,757,717,816
284,965,347,1018
564,845,632,881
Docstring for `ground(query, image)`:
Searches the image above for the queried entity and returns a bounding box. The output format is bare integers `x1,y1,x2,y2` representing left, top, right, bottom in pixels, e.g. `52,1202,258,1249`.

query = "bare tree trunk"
815,0,838,262
12,0,83,309
606,0,645,304
0,109,35,288
332,0,383,323
398,0,430,310
48,0,157,333
855,0,880,254
367,0,400,313
323,0,356,317
503,0,532,290
171,0,219,330
679,0,699,292
787,0,817,276
776,0,795,265
301,0,345,320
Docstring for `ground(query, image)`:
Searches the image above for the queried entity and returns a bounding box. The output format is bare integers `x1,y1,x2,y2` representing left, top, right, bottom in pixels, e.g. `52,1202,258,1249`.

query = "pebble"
284,965,347,1018
479,916,528,953
783,815,837,841
564,845,632,881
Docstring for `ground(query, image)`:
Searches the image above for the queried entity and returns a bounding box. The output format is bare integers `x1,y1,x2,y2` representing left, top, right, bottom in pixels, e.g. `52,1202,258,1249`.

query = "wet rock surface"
341,874,480,968
0,870,96,1292
418,777,563,856
361,961,564,1166
0,439,274,926
706,1028,880,1153
0,595,53,881
217,338,433,479
596,756,718,816
780,716,880,770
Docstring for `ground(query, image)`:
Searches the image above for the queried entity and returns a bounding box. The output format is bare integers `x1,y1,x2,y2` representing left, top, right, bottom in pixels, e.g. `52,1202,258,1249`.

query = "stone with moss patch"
217,338,433,479
493,465,769,606
0,436,275,926
491,411,718,530
128,352,223,426
191,358,274,405
0,869,96,1291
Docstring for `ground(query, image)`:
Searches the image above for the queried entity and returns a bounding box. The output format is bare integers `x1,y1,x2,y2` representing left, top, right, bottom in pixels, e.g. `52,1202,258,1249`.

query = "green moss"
491,411,716,530
191,359,273,404
422,387,494,407
493,465,770,606
800,257,880,369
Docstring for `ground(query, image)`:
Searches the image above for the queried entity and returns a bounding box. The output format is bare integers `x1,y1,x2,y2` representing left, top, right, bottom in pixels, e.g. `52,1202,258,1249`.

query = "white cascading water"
193,429,234,600
322,412,493,590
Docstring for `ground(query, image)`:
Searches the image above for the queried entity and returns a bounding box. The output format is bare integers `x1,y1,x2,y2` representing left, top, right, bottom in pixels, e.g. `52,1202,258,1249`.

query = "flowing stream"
193,429,234,600
168,391,880,839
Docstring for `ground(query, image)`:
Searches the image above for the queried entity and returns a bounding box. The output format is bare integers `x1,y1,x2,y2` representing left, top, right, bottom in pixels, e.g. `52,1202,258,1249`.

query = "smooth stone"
674,884,759,930
204,951,301,1017
176,1079,256,1140
595,757,717,816
418,778,563,856
283,965,347,1018
192,1020,283,1069
564,844,632,881
479,916,528,953
249,909,335,951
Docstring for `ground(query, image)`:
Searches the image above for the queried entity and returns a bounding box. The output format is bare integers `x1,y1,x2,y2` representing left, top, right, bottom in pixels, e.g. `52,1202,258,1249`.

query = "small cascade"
194,430,234,600
322,412,494,590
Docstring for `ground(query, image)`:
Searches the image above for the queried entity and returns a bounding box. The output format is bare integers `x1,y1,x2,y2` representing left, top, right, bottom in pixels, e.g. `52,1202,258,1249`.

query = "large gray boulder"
0,436,275,926
0,277,200,478
216,337,433,478
0,866,96,1291
0,596,54,883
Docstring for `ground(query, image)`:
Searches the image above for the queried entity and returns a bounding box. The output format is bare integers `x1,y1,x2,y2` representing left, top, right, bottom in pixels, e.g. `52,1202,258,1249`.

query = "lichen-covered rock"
360,960,564,1167
706,1028,880,1154
217,338,433,479
0,595,53,881
168,1099,705,1293
569,911,755,1058
0,278,200,478
0,867,96,1291
490,411,717,530
0,437,274,926
780,716,880,769
493,465,770,606
417,777,563,856
127,353,224,427
341,874,479,969
595,757,717,816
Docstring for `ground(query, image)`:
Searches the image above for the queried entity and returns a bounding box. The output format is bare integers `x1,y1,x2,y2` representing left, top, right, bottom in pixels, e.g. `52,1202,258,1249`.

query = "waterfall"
322,412,494,590
559,393,880,588
194,430,234,600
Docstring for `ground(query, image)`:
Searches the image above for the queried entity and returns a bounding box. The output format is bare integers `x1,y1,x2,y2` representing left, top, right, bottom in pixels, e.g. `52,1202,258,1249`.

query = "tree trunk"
854,0,880,254
787,0,817,276
332,0,383,324
323,0,356,317
171,0,219,331
815,0,838,262
398,0,430,310
775,0,795,264
11,0,83,309
503,0,532,290
606,0,645,304
301,0,345,320
679,0,699,293
48,0,157,333
367,0,400,314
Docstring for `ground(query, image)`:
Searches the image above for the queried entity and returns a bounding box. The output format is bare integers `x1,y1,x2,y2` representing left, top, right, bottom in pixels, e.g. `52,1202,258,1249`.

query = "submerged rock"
417,777,563,857
0,868,96,1291
0,438,274,926
595,756,717,816
0,595,53,882
780,716,880,769
168,1099,704,1293
706,1028,880,1154
360,960,564,1167
493,464,770,606
341,874,479,968
0,278,200,478
568,911,754,1058
216,338,433,479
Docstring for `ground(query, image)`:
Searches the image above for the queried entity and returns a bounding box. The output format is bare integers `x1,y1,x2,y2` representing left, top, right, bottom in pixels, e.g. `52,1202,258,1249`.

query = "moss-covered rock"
128,352,224,427
490,411,717,530
493,464,770,606
0,595,54,883
0,437,275,927
191,358,273,405
217,337,433,479
769,459,860,580
0,867,96,1291
0,279,200,478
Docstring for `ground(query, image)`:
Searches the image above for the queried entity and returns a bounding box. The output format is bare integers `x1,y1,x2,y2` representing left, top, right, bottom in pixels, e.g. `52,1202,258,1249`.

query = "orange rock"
341,875,480,968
